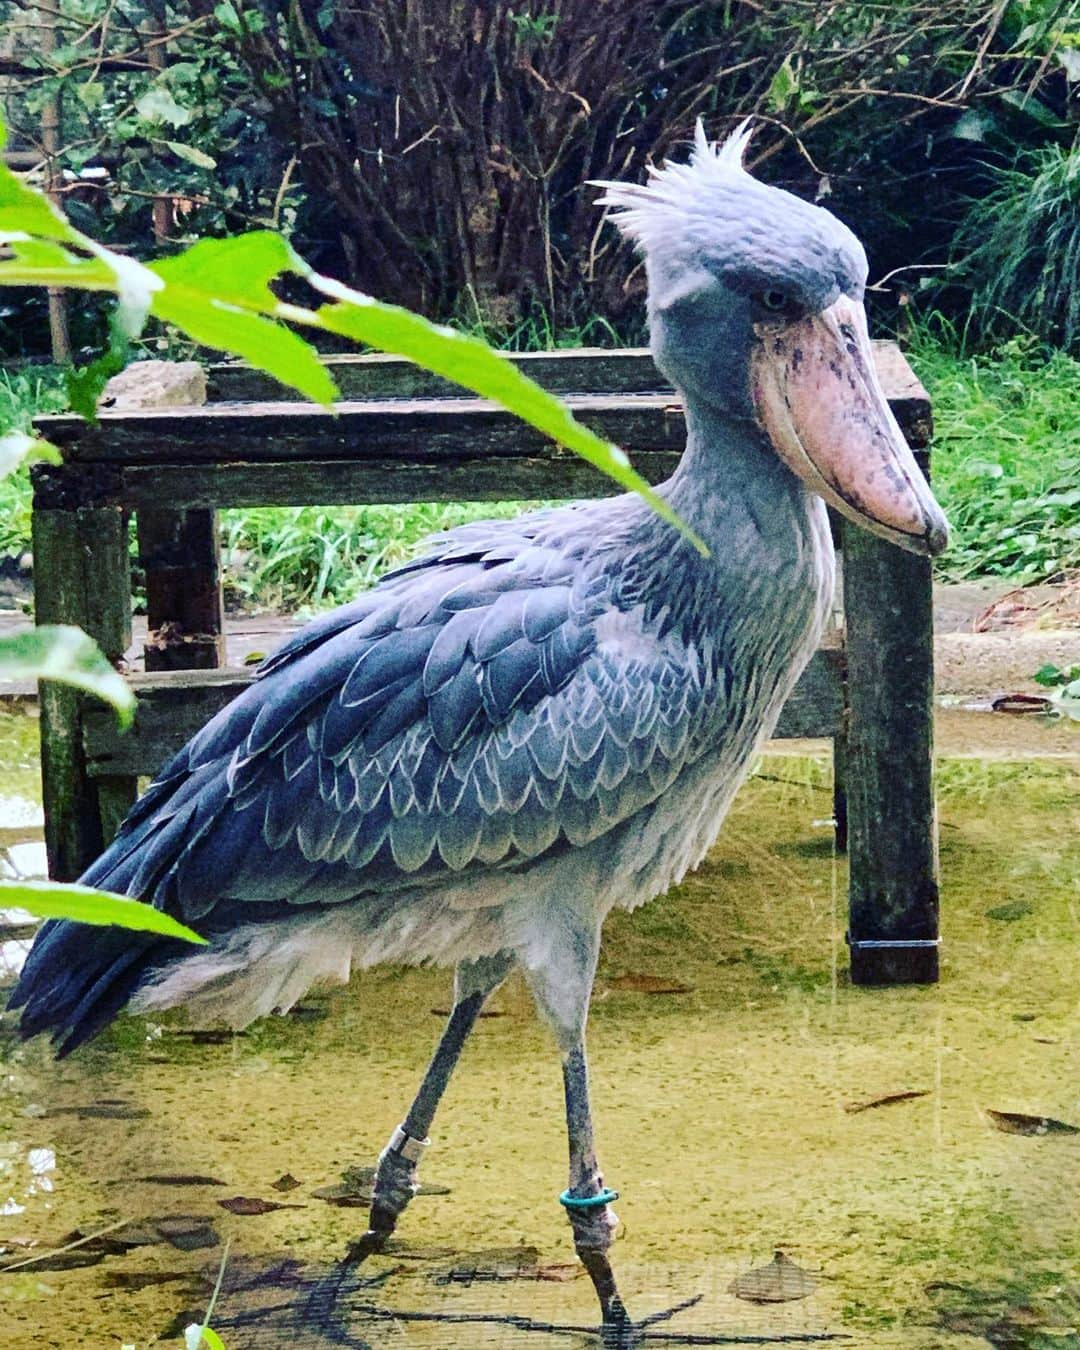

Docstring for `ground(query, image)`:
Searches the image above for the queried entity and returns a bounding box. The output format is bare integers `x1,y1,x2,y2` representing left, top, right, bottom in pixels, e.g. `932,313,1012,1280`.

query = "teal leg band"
559,1187,619,1210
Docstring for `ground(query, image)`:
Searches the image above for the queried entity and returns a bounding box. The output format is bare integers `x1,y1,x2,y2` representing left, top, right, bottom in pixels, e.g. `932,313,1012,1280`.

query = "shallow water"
0,705,1078,1348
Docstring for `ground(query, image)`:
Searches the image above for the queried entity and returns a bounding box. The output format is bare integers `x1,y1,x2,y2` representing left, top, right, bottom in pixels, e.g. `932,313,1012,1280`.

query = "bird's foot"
345,1127,425,1265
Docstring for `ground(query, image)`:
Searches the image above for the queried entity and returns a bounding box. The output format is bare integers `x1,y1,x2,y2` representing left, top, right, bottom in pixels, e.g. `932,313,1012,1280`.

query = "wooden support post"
138,507,226,671
831,729,848,854
33,500,134,879
842,516,938,985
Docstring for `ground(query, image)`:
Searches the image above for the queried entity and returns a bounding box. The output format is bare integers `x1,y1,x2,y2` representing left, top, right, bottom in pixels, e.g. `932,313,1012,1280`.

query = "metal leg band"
846,936,941,950
559,1187,619,1210
388,1125,429,1164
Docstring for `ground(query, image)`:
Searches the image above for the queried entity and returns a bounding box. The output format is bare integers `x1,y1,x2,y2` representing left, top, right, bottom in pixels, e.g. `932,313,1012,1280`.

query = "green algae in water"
0,731,1077,1347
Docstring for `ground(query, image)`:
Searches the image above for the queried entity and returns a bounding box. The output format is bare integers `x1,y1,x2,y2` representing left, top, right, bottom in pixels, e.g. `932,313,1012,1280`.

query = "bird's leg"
561,1037,631,1338
347,951,512,1264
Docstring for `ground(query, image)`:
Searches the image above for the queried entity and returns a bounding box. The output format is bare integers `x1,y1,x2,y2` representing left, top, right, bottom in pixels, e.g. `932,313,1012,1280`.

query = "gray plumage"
13,119,950,1333
12,119,931,1074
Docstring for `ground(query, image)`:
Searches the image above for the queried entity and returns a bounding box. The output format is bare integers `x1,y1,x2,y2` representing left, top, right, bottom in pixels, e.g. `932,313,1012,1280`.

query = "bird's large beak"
749,296,948,556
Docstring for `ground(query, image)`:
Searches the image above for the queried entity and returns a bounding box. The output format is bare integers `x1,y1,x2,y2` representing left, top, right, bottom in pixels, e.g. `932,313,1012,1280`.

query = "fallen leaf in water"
843,1090,930,1114
217,1196,305,1216
270,1174,301,1193
605,974,693,995
985,901,1033,922
729,1252,817,1303
1033,1037,1060,1045
138,1174,227,1187
49,1100,150,1120
985,1109,1080,1136
243,650,266,665
430,1007,504,1018
991,693,1053,715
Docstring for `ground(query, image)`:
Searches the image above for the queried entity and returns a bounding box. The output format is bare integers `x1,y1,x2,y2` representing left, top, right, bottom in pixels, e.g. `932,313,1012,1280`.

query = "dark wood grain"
205,343,932,447
842,519,939,984
138,507,226,671
33,505,134,879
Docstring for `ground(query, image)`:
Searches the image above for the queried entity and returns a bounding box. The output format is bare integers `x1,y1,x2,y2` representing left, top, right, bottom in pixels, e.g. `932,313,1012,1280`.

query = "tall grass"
951,144,1080,355
0,369,68,558
3,331,1077,605
906,316,1080,582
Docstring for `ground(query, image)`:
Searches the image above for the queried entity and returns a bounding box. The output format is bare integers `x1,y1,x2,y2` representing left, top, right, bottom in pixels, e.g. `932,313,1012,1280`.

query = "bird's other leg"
562,1037,630,1338
522,935,630,1339
348,951,513,1264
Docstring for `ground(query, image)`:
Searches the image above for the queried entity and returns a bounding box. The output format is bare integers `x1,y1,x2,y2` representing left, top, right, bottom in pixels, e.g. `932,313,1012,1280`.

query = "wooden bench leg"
33,502,134,880
832,728,849,854
138,507,226,671
841,520,939,985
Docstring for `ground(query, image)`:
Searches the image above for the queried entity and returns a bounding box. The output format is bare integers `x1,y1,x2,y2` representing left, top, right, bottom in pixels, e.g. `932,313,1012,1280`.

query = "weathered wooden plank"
205,343,932,446
40,394,689,465
32,505,134,880
208,348,671,402
33,452,680,512
842,518,938,985
39,347,931,466
138,507,226,671
82,643,846,780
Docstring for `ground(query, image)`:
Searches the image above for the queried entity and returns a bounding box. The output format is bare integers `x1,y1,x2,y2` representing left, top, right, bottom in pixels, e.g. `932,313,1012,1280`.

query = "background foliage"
0,0,1077,588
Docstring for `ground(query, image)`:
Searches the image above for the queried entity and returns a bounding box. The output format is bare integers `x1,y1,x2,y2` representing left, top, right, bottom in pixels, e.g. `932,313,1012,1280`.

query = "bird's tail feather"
8,919,187,1057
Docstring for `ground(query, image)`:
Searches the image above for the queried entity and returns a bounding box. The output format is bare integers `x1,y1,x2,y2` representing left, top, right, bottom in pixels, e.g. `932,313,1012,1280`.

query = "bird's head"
594,122,948,557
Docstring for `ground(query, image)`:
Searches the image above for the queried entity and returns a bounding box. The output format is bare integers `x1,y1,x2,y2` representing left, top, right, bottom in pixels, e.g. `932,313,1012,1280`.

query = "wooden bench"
31,346,938,985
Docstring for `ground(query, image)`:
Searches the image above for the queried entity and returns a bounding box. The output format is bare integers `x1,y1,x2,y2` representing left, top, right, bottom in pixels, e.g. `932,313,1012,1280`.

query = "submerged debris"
218,1196,305,1216
843,1089,930,1114
985,1108,1080,1136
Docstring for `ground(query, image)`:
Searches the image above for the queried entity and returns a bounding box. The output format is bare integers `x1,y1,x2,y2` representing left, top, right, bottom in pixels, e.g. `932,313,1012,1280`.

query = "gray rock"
99,360,207,409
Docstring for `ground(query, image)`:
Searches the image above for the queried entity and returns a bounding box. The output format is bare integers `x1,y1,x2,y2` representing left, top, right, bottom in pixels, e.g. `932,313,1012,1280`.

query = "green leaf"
0,158,79,244
165,141,218,170
0,880,206,944
135,87,194,128
152,292,337,405
186,1328,227,1350
0,430,59,478
1033,663,1064,687
305,277,706,552
767,56,797,112
148,234,338,404
67,312,131,420
76,81,105,111
151,231,303,310
0,626,135,726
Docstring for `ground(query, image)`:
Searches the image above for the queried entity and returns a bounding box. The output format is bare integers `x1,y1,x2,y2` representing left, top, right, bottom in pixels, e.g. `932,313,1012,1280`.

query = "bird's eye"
761,289,789,312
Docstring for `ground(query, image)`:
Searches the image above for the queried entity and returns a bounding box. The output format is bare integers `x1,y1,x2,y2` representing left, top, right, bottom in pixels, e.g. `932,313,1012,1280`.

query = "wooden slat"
205,344,932,446
82,642,846,780
208,348,670,402
33,451,680,512
40,393,687,465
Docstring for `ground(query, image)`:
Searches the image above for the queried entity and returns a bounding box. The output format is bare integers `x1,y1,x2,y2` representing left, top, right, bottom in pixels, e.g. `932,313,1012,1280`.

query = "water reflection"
0,714,1077,1347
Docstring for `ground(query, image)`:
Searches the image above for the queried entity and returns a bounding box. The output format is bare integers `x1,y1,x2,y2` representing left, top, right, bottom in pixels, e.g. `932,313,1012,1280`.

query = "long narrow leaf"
0,880,206,944
0,626,134,726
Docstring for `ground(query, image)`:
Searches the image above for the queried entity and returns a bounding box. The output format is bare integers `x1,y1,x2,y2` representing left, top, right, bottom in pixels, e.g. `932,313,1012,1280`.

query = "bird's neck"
658,397,816,560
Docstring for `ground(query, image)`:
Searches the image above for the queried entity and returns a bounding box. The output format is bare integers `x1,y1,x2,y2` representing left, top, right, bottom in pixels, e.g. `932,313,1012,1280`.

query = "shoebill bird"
9,122,947,1335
